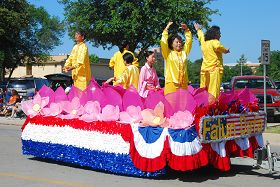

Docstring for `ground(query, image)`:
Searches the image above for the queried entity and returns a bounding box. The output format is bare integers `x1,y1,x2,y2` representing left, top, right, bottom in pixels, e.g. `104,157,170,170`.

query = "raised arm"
194,23,205,44
213,40,230,54
160,21,173,60
181,23,192,56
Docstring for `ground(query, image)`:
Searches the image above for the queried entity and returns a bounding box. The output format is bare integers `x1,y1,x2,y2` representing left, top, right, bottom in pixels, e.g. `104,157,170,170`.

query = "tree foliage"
188,58,202,84
0,0,64,80
60,0,218,57
89,54,99,64
256,50,280,81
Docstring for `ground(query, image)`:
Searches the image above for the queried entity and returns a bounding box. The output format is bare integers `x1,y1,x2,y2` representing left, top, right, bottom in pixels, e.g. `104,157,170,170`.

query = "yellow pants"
200,69,222,98
164,82,188,95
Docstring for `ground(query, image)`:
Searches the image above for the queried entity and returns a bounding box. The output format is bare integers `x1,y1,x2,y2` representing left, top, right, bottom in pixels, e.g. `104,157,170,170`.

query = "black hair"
123,52,134,64
168,34,183,50
118,40,129,53
144,50,154,59
205,26,221,41
76,30,86,39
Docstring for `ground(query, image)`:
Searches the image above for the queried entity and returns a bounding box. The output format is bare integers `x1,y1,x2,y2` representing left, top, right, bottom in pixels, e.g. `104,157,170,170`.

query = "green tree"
60,0,218,58
236,54,247,76
222,65,234,82
89,54,99,64
256,50,280,81
188,58,202,84
0,0,64,81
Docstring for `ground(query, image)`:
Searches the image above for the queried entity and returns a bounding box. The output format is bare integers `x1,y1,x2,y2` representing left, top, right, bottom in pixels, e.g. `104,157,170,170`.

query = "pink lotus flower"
60,97,84,119
41,103,62,117
21,94,49,118
119,105,142,123
169,110,194,129
79,101,101,122
141,102,167,127
100,105,120,121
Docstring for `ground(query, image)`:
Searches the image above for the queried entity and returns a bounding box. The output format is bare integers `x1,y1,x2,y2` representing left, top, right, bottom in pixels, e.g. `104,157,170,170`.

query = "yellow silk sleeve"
64,47,75,67
109,52,117,68
213,40,228,53
160,30,170,60
75,44,88,68
182,30,192,56
197,29,205,44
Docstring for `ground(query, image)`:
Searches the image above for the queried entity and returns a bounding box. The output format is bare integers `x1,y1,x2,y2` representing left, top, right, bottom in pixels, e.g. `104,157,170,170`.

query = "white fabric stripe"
168,136,202,156
255,134,264,147
22,123,129,154
211,141,226,157
131,123,167,159
234,137,250,150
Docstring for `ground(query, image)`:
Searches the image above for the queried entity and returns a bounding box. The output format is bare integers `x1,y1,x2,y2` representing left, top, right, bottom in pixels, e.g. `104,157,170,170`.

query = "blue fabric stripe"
22,140,165,177
168,126,198,143
138,126,164,144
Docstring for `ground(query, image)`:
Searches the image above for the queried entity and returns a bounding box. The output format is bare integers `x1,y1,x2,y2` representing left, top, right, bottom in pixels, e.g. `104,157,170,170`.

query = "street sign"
261,40,270,65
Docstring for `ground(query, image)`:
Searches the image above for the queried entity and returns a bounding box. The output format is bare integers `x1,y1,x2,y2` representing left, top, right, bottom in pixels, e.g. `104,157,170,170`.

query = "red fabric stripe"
22,115,132,142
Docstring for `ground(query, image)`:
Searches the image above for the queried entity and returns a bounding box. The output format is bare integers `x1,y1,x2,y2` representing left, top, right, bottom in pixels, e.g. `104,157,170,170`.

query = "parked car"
6,77,49,99
44,73,73,91
274,80,280,93
230,76,280,118
220,82,231,92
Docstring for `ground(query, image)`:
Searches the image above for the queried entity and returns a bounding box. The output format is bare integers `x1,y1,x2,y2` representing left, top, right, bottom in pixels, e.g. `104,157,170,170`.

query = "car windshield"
234,78,275,89
8,80,34,88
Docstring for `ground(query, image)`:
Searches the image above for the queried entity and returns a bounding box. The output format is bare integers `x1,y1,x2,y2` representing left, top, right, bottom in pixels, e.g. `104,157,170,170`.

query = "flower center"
152,116,161,125
72,109,77,115
32,104,41,112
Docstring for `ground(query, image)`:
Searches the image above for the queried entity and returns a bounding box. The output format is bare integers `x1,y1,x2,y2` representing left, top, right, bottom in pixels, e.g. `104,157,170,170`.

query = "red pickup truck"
230,75,280,118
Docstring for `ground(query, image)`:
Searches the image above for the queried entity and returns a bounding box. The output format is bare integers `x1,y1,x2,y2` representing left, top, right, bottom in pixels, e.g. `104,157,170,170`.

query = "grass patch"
265,126,280,134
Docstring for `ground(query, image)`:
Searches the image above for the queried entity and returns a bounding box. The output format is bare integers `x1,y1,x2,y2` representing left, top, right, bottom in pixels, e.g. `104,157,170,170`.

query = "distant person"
63,30,91,91
0,89,19,115
138,50,160,97
9,93,33,118
160,21,192,95
109,40,139,85
106,52,139,89
194,23,230,98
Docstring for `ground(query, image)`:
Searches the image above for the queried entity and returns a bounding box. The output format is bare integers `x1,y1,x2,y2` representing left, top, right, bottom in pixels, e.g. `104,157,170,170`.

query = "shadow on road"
28,157,279,181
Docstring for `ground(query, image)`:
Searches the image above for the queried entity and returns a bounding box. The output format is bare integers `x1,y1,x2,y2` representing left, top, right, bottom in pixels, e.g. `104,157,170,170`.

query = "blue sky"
28,0,280,64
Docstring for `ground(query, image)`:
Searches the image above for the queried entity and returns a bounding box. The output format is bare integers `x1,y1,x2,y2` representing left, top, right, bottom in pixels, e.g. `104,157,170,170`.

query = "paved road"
0,124,279,187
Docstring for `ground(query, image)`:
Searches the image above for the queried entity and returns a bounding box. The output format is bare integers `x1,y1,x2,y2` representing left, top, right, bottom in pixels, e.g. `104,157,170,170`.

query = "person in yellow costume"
106,52,139,90
109,41,139,85
194,23,230,98
160,21,192,95
63,30,91,91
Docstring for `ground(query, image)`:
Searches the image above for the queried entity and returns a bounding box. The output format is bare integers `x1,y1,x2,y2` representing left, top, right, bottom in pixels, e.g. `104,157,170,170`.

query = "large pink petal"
238,88,257,105
60,101,73,114
144,91,174,117
122,89,143,110
165,88,196,113
119,112,134,123
140,109,155,126
67,85,82,100
126,106,142,122
38,85,55,104
169,110,194,129
21,100,33,115
54,87,68,102
103,87,123,111
40,97,49,109
154,102,164,119
71,97,81,109
41,103,62,116
101,105,120,121
33,94,42,105
84,101,101,115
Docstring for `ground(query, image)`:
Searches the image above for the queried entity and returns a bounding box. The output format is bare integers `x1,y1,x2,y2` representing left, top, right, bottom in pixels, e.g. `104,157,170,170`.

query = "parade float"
21,80,266,177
